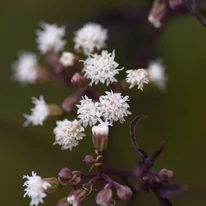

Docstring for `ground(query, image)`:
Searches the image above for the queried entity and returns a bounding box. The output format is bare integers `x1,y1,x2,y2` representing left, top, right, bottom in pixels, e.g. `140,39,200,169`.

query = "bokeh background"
1,0,206,205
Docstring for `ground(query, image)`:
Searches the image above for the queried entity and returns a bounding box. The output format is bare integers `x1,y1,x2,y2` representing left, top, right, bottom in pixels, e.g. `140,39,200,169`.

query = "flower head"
53,119,85,150
24,96,49,126
76,96,101,127
81,50,123,86
12,52,38,85
126,69,149,91
73,22,108,56
60,52,75,67
36,22,66,54
23,171,51,206
148,60,167,91
99,91,131,124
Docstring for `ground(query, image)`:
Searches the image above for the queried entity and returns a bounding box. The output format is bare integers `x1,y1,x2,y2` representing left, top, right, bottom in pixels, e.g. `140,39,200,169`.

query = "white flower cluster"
53,119,85,150
126,69,149,91
60,52,75,67
24,96,49,126
36,22,66,54
73,22,108,56
81,50,123,86
12,52,38,85
23,171,51,206
77,91,131,126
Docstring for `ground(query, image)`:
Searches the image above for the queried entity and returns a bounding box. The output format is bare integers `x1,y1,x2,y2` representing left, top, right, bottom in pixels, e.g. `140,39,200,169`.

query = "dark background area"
1,0,206,205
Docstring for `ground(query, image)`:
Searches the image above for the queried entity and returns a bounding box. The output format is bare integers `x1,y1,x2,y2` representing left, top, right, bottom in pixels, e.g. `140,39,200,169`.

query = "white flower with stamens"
67,195,78,206
36,22,66,54
12,52,38,85
81,50,123,86
148,60,167,91
99,91,131,124
76,96,101,127
73,22,108,56
60,52,75,67
53,119,85,150
24,96,49,126
23,171,51,206
126,69,149,91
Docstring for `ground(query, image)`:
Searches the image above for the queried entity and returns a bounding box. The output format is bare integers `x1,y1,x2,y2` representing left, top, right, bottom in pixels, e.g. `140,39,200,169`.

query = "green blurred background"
1,0,206,205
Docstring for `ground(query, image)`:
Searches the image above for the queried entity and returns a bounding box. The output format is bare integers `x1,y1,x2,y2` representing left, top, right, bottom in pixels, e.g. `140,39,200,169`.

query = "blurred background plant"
1,0,206,205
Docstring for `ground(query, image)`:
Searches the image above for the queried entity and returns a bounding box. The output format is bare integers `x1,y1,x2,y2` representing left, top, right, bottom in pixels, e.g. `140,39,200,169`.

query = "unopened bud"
96,189,113,206
169,0,183,9
58,168,73,185
47,104,63,119
71,171,82,186
57,197,70,206
67,189,87,206
43,177,59,193
71,73,87,89
61,95,80,113
92,124,109,151
148,0,167,28
83,155,96,165
116,185,133,200
156,169,174,182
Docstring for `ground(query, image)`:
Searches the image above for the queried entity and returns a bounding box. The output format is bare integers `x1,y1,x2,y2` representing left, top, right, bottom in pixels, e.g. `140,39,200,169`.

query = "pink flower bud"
96,189,113,206
71,73,87,89
116,185,133,200
83,155,96,165
58,168,73,185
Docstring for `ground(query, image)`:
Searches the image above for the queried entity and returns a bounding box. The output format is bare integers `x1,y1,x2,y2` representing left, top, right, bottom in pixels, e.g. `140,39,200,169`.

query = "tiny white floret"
148,60,167,91
81,50,123,86
73,22,108,56
23,171,51,206
76,96,101,127
53,119,85,150
60,52,75,67
99,91,131,124
36,22,66,54
24,96,49,126
12,52,38,85
92,123,109,136
148,15,162,28
67,195,78,206
126,69,149,91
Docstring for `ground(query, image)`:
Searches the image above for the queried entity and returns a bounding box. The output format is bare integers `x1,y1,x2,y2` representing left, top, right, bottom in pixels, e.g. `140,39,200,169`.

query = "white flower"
81,50,123,86
60,52,75,67
12,52,38,85
67,195,78,206
148,60,167,91
36,22,66,54
126,69,149,91
23,171,51,206
24,96,49,126
73,22,108,56
53,119,85,150
99,91,131,124
92,122,109,136
76,96,101,127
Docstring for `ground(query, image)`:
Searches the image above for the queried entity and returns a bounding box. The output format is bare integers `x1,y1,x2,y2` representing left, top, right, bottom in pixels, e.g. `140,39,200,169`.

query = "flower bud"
148,0,167,28
58,168,73,185
92,124,109,151
116,185,133,200
169,0,183,9
43,177,59,193
96,189,113,206
71,171,82,186
156,169,174,182
83,155,96,165
67,189,87,206
57,197,70,206
71,73,87,89
47,104,63,119
61,95,80,113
